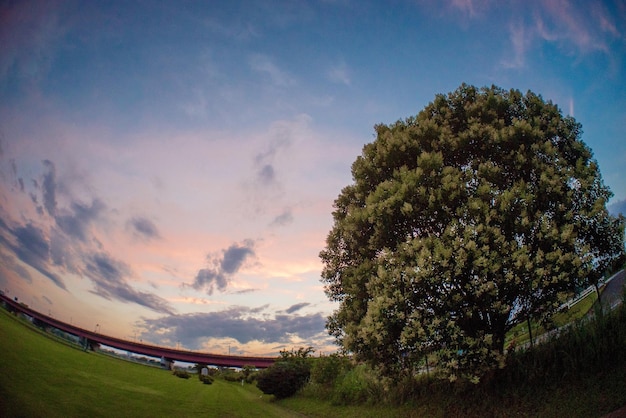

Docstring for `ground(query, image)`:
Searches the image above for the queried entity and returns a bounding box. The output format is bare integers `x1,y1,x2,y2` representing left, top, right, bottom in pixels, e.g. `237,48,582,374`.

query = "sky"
1,0,625,357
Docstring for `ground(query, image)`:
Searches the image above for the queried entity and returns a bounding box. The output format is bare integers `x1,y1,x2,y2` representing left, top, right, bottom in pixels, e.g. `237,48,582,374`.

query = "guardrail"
559,270,623,311
0,293,276,368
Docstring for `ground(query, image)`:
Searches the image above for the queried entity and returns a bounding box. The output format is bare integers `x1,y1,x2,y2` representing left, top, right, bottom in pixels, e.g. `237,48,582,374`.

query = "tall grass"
283,298,626,417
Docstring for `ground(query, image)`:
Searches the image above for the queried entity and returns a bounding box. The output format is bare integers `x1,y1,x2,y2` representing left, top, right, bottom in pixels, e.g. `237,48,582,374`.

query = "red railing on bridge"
0,294,276,368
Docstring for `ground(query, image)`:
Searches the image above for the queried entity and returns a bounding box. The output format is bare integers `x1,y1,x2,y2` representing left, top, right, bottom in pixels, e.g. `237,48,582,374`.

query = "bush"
310,353,352,386
172,369,190,379
256,347,313,399
241,365,258,383
257,361,310,399
221,369,242,382
331,364,383,405
199,374,214,385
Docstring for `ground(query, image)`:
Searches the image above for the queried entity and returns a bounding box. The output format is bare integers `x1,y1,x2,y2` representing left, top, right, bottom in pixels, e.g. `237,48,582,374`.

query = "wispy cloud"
0,250,33,284
499,1,624,70
41,160,57,217
448,0,489,19
0,1,67,88
0,152,176,314
270,207,294,227
539,0,608,53
5,222,66,290
327,62,351,86
249,53,295,86
502,21,531,69
203,16,259,41
56,199,106,242
85,252,174,315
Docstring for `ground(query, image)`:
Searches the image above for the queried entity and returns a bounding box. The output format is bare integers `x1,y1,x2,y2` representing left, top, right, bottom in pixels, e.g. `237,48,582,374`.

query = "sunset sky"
1,0,625,356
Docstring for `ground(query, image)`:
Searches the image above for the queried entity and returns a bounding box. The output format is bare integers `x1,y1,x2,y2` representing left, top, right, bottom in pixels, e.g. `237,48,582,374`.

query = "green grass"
0,310,298,418
505,288,599,349
2,299,626,418
0,309,413,417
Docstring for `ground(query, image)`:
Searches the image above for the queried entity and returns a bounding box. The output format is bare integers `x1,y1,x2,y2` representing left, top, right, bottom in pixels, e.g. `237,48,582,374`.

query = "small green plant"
172,369,190,379
221,368,243,382
241,365,258,383
199,374,214,385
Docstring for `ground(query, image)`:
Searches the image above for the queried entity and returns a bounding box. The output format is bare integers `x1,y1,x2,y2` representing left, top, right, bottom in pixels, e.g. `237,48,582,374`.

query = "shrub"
199,374,214,385
221,369,242,382
310,353,352,386
257,361,310,399
172,369,190,379
241,365,258,383
331,364,383,405
256,347,313,399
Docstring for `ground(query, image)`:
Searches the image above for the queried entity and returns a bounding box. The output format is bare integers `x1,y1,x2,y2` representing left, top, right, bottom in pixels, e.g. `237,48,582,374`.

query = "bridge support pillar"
160,356,174,370
79,337,99,351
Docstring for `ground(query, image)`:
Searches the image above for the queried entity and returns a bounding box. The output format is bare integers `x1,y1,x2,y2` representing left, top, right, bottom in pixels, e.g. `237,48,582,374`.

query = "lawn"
2,299,625,417
0,309,297,418
0,308,409,417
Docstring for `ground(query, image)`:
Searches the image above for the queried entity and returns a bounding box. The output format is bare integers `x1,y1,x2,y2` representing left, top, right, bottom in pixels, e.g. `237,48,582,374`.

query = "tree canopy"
319,84,625,382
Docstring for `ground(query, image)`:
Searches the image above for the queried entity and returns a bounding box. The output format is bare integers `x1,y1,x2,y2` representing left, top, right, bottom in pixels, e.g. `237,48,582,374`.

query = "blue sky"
1,0,624,356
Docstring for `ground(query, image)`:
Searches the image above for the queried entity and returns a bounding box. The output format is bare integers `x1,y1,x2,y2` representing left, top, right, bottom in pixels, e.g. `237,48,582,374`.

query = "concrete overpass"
0,294,276,368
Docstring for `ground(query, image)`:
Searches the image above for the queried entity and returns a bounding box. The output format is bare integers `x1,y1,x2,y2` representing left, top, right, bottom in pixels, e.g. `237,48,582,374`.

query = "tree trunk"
527,317,534,348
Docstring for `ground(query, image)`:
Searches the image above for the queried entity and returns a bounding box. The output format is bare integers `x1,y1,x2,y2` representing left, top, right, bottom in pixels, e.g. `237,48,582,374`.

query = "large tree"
320,84,625,382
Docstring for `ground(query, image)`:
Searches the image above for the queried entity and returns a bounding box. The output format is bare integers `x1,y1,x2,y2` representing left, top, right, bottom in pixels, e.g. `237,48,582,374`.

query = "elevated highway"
0,294,276,368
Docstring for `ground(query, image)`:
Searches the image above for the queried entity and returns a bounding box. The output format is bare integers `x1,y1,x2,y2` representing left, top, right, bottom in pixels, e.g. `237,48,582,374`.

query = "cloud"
502,21,531,69
139,305,327,349
608,199,626,217
188,240,256,295
42,160,57,216
0,153,176,315
448,0,488,18
252,123,293,189
0,0,67,88
222,241,255,274
249,53,295,86
270,208,294,227
0,251,33,284
284,302,310,314
257,164,276,185
203,16,259,41
85,252,174,315
12,223,66,290
55,199,105,242
538,0,609,53
592,2,620,38
127,216,161,241
491,2,624,70
327,62,351,86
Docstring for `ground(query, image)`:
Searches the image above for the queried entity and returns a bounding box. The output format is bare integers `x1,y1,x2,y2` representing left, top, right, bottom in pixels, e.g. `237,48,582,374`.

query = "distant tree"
319,84,625,382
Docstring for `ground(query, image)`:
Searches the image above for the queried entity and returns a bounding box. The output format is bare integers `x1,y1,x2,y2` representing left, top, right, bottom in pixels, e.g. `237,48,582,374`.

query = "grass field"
0,309,299,418
2,300,626,417
0,309,409,417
